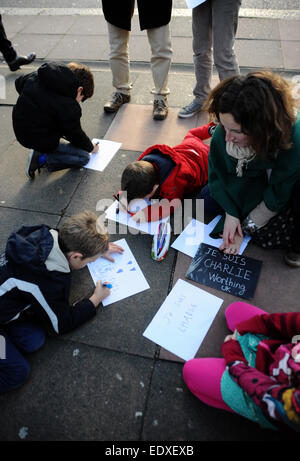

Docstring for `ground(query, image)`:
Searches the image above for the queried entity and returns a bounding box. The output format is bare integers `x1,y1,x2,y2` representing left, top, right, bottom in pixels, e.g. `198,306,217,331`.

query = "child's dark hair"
58,210,109,259
121,161,158,203
68,62,94,101
203,70,297,158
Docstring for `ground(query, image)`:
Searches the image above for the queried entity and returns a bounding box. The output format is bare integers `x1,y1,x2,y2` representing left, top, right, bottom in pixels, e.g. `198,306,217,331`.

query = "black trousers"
0,15,16,63
291,178,300,253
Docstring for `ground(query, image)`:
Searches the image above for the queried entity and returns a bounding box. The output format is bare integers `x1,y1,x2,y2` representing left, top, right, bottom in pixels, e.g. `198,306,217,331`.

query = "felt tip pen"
113,193,135,216
102,283,112,289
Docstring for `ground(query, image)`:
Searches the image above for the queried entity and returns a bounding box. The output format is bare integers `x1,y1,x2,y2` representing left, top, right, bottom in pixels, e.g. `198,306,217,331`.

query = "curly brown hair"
68,62,94,101
203,70,298,158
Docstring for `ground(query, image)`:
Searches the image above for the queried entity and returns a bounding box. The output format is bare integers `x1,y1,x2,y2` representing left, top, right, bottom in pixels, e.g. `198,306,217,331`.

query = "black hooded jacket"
0,225,96,334
12,62,94,153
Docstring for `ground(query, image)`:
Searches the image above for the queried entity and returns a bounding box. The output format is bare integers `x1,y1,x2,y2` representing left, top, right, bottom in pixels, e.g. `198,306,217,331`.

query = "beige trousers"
107,22,172,100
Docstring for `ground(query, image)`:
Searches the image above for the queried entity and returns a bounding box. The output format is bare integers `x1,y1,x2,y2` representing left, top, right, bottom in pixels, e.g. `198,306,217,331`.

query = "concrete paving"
0,7,299,442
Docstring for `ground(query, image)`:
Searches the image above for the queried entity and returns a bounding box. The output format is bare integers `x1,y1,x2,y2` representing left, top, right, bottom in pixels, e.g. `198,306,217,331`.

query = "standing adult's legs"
178,1,212,118
192,1,213,104
212,0,241,80
107,22,132,95
0,14,17,63
147,24,172,100
147,24,172,120
103,22,132,113
0,14,35,71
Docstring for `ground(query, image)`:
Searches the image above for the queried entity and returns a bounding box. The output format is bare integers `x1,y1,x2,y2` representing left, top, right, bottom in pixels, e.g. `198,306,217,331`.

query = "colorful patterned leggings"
182,302,266,412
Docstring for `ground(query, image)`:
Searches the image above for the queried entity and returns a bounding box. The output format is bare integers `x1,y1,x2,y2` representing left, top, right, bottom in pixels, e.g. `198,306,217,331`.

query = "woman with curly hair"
200,70,300,265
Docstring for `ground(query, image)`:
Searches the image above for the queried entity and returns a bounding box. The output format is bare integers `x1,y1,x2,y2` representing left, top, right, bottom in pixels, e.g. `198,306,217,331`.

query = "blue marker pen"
102,282,112,289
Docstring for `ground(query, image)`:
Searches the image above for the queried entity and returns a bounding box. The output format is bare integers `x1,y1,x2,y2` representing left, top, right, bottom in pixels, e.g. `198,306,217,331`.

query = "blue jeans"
200,184,223,215
37,142,90,172
0,321,45,392
291,178,300,253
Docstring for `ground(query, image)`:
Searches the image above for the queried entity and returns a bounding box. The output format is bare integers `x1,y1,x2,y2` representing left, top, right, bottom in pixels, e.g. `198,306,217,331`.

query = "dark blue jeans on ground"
36,142,90,172
199,184,223,216
291,178,300,253
0,321,45,393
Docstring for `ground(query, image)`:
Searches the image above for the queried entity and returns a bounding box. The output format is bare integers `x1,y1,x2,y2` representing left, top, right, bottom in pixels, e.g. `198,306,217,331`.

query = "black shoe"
26,149,41,179
8,52,36,72
104,92,130,113
285,250,300,268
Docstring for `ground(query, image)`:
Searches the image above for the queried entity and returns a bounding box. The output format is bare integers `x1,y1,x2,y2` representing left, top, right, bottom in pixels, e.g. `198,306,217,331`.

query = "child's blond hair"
58,210,109,258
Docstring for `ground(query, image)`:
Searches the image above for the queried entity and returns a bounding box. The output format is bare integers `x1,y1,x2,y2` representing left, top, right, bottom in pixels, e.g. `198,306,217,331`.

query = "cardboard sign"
186,243,262,299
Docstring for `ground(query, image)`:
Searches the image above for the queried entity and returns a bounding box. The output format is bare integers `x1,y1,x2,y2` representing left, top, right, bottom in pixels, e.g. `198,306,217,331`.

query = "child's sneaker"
26,149,43,179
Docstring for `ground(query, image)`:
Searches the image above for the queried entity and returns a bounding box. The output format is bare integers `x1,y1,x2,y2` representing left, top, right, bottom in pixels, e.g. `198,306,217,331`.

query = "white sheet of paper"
143,279,223,361
84,139,122,172
105,199,169,235
171,216,251,256
185,0,207,8
87,238,150,306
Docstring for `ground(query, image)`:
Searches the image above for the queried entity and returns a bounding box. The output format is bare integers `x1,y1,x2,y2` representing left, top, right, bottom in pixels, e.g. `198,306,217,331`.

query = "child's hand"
91,142,99,154
224,332,237,342
89,280,110,307
101,242,124,262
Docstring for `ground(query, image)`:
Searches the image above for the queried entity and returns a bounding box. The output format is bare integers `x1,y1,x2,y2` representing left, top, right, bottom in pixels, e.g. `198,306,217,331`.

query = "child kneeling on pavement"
12,61,99,179
0,211,123,392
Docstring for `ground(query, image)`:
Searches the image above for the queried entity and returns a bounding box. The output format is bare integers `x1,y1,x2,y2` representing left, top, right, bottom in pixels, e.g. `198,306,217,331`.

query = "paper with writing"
143,279,223,361
84,139,122,172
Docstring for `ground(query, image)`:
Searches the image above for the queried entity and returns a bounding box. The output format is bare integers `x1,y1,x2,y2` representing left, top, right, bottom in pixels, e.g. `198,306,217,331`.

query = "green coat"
208,114,300,237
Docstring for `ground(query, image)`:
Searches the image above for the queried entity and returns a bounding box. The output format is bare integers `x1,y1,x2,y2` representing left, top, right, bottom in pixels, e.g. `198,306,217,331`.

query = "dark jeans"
0,320,45,392
199,184,223,215
201,181,300,252
36,141,90,172
291,178,300,253
0,15,17,63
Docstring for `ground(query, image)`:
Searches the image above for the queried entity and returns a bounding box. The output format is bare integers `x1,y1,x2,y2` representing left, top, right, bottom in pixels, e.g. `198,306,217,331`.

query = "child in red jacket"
119,122,216,221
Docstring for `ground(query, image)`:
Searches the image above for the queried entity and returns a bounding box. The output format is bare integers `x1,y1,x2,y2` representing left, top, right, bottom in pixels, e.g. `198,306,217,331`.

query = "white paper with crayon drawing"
88,238,150,306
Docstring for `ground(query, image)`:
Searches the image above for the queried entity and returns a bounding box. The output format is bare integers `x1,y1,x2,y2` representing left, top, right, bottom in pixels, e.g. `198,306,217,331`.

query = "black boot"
7,52,36,71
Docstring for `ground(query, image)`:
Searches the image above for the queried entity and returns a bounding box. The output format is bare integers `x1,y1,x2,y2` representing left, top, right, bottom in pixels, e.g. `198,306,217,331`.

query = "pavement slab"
0,339,154,441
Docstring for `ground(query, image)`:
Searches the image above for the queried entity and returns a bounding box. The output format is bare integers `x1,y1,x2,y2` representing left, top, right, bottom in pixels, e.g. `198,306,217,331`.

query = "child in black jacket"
0,211,123,392
12,61,99,179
